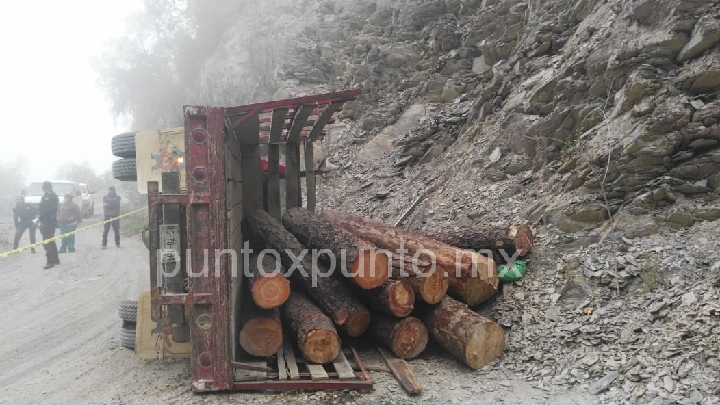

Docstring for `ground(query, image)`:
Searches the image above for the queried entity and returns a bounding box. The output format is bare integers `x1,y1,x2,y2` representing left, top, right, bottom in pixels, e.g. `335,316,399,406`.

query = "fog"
0,1,143,184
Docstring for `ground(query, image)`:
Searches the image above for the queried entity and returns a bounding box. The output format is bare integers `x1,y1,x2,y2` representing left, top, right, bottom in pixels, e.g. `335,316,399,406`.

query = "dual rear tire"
111,132,137,182
118,299,137,350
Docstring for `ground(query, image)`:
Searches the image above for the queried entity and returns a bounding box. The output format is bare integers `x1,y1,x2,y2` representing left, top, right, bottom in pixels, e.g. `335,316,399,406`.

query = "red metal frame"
147,90,368,393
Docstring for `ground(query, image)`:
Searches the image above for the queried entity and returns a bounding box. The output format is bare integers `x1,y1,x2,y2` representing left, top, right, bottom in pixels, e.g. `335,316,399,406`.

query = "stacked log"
390,255,448,304
236,207,520,372
416,295,505,370
282,207,390,289
283,291,341,364
369,312,428,360
426,225,534,262
321,209,499,306
244,209,371,338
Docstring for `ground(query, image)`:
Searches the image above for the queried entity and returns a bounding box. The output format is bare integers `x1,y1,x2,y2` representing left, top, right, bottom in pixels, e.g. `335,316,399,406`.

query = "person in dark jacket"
12,196,37,253
37,181,60,269
102,186,122,249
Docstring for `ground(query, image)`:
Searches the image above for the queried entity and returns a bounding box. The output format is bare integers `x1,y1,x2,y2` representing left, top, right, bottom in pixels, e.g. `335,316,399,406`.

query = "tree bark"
282,292,341,364
390,255,449,304
282,207,390,289
416,296,505,370
321,209,498,306
351,278,415,318
244,209,371,337
247,253,291,309
370,313,428,360
427,225,534,259
238,305,283,357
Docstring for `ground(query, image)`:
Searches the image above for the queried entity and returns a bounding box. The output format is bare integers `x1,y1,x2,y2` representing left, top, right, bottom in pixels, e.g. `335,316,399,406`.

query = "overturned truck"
110,90,512,394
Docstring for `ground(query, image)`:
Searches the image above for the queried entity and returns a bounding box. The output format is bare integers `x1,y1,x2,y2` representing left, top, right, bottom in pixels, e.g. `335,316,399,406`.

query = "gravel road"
0,214,597,404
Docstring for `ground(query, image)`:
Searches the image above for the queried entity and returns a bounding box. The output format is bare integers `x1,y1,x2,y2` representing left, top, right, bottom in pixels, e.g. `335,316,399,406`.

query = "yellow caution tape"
0,207,147,259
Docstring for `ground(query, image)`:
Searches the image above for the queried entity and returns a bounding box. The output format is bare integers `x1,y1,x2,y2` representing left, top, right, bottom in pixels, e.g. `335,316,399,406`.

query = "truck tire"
113,158,137,181
120,325,136,349
112,132,136,158
118,299,138,322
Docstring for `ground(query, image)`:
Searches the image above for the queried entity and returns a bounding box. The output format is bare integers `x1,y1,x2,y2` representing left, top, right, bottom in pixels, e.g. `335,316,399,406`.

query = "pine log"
351,279,415,318
390,255,449,304
247,253,291,309
282,292,341,364
244,209,371,337
427,225,534,259
322,209,498,306
282,207,390,289
238,305,283,357
370,313,428,359
416,296,505,370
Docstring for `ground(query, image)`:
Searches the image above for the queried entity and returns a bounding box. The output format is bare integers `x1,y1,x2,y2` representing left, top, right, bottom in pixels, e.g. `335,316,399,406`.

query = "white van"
24,180,81,210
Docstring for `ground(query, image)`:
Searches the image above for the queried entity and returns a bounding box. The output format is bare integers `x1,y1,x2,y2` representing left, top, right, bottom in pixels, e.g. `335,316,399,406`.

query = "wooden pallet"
233,340,373,391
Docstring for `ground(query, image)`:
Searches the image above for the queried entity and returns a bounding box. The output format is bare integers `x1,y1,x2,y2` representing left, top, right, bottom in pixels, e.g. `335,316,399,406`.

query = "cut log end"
351,249,390,289
239,316,283,357
464,321,506,370
388,280,414,318
449,253,498,306
417,264,450,304
392,318,429,360
301,329,341,364
508,224,534,256
251,273,291,309
345,309,372,337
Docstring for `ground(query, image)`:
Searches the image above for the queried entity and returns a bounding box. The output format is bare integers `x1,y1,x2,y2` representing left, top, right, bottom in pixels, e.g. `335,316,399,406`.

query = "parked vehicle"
25,180,95,219
78,183,95,218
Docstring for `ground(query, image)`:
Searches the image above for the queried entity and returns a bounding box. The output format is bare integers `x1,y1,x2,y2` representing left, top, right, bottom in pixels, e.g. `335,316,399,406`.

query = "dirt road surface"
0,214,597,404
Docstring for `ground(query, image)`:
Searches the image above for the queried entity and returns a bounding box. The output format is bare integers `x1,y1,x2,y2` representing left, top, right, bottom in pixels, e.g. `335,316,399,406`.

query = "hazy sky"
0,1,144,184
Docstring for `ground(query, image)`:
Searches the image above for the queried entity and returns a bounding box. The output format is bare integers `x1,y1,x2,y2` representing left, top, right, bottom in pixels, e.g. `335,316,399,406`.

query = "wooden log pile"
238,207,533,371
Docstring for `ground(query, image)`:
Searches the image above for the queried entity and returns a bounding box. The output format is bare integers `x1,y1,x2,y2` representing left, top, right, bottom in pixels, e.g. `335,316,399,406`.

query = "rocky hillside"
197,0,720,403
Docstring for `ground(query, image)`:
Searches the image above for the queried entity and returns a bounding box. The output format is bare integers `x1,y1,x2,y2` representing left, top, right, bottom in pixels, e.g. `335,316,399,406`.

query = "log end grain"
448,252,499,306
392,317,429,360
508,224,534,256
388,280,415,318
239,316,283,357
345,308,372,337
301,329,342,364
463,319,506,370
417,263,450,304
352,249,391,290
251,273,291,309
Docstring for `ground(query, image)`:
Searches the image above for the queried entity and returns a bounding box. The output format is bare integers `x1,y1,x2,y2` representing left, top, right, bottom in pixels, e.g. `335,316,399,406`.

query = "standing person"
37,181,60,269
102,186,122,249
12,196,37,253
57,193,81,253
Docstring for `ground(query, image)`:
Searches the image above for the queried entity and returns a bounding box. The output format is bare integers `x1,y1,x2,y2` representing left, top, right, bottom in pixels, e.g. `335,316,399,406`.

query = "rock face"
195,0,720,403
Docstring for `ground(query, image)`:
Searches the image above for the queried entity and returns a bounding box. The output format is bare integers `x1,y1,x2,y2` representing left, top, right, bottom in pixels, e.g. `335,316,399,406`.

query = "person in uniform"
37,181,60,269
12,196,37,253
101,186,122,249
57,193,82,253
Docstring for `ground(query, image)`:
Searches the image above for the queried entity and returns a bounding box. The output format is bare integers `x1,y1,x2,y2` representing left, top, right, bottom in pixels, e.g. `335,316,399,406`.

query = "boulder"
677,17,720,62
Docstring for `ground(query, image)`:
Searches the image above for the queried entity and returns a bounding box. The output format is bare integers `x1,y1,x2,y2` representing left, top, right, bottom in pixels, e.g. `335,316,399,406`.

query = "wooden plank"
283,339,300,380
269,108,289,143
240,144,263,217
236,112,261,145
277,346,288,380
224,89,360,116
308,102,343,141
285,142,301,210
267,144,281,220
234,361,268,382
307,363,329,381
304,141,316,211
333,351,356,380
377,345,422,396
286,105,314,143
